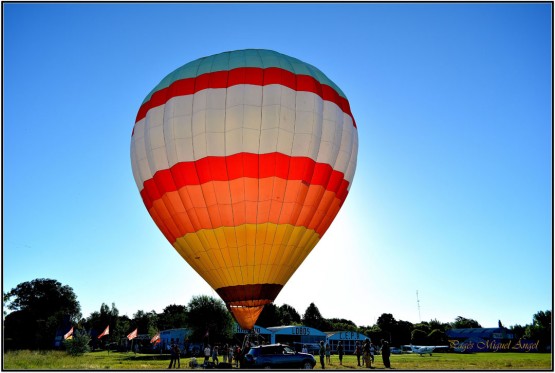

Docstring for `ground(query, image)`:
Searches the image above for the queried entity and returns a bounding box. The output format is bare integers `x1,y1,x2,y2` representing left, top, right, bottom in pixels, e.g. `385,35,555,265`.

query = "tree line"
3,278,551,351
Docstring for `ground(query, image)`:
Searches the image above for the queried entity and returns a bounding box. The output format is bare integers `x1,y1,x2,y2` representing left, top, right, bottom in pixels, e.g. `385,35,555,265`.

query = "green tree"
451,316,481,329
115,315,131,347
428,318,449,332
377,313,396,331
4,278,81,349
328,318,357,332
279,304,301,325
302,303,326,330
428,329,447,345
64,329,91,356
411,329,428,344
157,304,188,330
365,325,385,344
186,295,233,343
396,320,414,345
376,313,397,342
84,302,120,348
132,310,158,336
524,310,551,352
413,322,431,334
329,318,357,327
374,314,413,345
257,303,282,327
510,324,526,340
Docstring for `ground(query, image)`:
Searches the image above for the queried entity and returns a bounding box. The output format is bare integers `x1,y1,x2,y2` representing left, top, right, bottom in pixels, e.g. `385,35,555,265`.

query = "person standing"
173,344,181,369
337,341,344,365
168,343,176,369
212,345,219,365
203,344,211,365
363,338,372,368
325,342,331,365
233,345,241,368
381,340,391,369
370,342,375,363
319,341,326,369
354,341,362,367
222,344,228,364
302,344,308,354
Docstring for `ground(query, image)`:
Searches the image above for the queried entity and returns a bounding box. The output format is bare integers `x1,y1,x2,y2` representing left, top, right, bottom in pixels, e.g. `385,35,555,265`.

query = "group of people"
174,338,392,369
167,344,181,369
202,343,242,368
317,339,391,369
355,338,376,368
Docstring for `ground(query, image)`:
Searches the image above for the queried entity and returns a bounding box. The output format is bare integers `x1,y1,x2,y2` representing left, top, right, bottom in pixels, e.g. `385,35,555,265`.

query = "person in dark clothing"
381,340,391,368
173,344,181,369
233,346,241,368
354,341,362,366
168,344,176,369
318,340,326,369
337,341,344,365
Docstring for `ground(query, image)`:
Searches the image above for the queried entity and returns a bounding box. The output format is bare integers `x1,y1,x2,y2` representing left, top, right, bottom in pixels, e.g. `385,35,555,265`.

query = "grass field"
3,350,552,370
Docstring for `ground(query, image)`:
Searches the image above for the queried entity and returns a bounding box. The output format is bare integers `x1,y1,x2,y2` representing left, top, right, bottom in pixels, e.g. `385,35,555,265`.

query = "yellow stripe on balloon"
172,223,320,290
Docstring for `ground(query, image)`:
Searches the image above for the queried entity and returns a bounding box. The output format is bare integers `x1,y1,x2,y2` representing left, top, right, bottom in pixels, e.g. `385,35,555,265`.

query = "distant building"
158,328,190,353
267,325,327,349
326,331,371,353
232,323,273,345
230,324,372,353
446,327,538,353
446,327,514,341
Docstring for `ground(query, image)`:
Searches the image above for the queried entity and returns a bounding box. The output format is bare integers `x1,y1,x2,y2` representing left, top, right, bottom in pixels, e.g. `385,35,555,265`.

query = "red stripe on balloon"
139,152,350,211
134,67,356,128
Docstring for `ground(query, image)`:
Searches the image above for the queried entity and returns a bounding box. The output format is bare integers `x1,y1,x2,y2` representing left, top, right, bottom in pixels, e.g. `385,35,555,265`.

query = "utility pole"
416,290,422,322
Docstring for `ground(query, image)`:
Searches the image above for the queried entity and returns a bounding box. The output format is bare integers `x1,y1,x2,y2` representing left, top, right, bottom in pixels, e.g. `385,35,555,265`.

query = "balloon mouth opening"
228,304,266,331
217,283,284,330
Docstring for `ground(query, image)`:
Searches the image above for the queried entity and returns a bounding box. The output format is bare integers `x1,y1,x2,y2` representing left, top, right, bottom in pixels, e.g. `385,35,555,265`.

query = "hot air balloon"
130,49,358,330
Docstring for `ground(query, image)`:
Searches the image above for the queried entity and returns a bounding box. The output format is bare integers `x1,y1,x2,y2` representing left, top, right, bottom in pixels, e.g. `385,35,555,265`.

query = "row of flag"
63,325,139,341
64,327,207,347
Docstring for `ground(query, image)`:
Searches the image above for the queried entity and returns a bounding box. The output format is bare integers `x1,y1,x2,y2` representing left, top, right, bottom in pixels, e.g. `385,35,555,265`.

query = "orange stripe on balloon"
140,153,349,211
147,178,344,245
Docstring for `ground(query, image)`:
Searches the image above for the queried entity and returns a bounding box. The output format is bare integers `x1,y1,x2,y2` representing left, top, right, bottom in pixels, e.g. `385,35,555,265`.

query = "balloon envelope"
131,49,358,330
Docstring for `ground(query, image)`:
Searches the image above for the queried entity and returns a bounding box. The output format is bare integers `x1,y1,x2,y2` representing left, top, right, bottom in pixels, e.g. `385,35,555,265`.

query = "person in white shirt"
204,345,211,364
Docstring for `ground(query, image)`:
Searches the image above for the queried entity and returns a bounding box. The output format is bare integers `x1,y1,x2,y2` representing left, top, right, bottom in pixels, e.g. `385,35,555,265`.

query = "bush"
63,330,91,356
411,329,428,345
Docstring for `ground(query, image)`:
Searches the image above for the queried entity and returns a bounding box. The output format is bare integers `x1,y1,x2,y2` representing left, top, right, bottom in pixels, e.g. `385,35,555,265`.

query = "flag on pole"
64,326,74,340
150,332,160,344
98,325,109,339
127,328,138,340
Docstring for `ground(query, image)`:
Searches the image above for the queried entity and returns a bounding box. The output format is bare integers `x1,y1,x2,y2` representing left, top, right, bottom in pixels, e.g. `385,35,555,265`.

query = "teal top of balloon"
142,49,347,105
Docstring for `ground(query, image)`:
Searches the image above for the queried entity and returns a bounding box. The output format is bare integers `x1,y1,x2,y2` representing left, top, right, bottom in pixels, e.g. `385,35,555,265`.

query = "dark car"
243,343,316,369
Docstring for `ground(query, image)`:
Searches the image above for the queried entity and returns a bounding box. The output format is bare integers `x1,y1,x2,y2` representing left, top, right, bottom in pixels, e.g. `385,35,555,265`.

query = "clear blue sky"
3,3,552,329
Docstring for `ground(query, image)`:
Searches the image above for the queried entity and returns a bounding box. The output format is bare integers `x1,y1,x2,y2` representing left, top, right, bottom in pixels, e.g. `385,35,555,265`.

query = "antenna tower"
416,290,422,322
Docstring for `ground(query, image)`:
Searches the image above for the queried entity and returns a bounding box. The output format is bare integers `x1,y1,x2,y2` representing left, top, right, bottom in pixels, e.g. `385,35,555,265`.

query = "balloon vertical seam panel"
130,49,358,329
